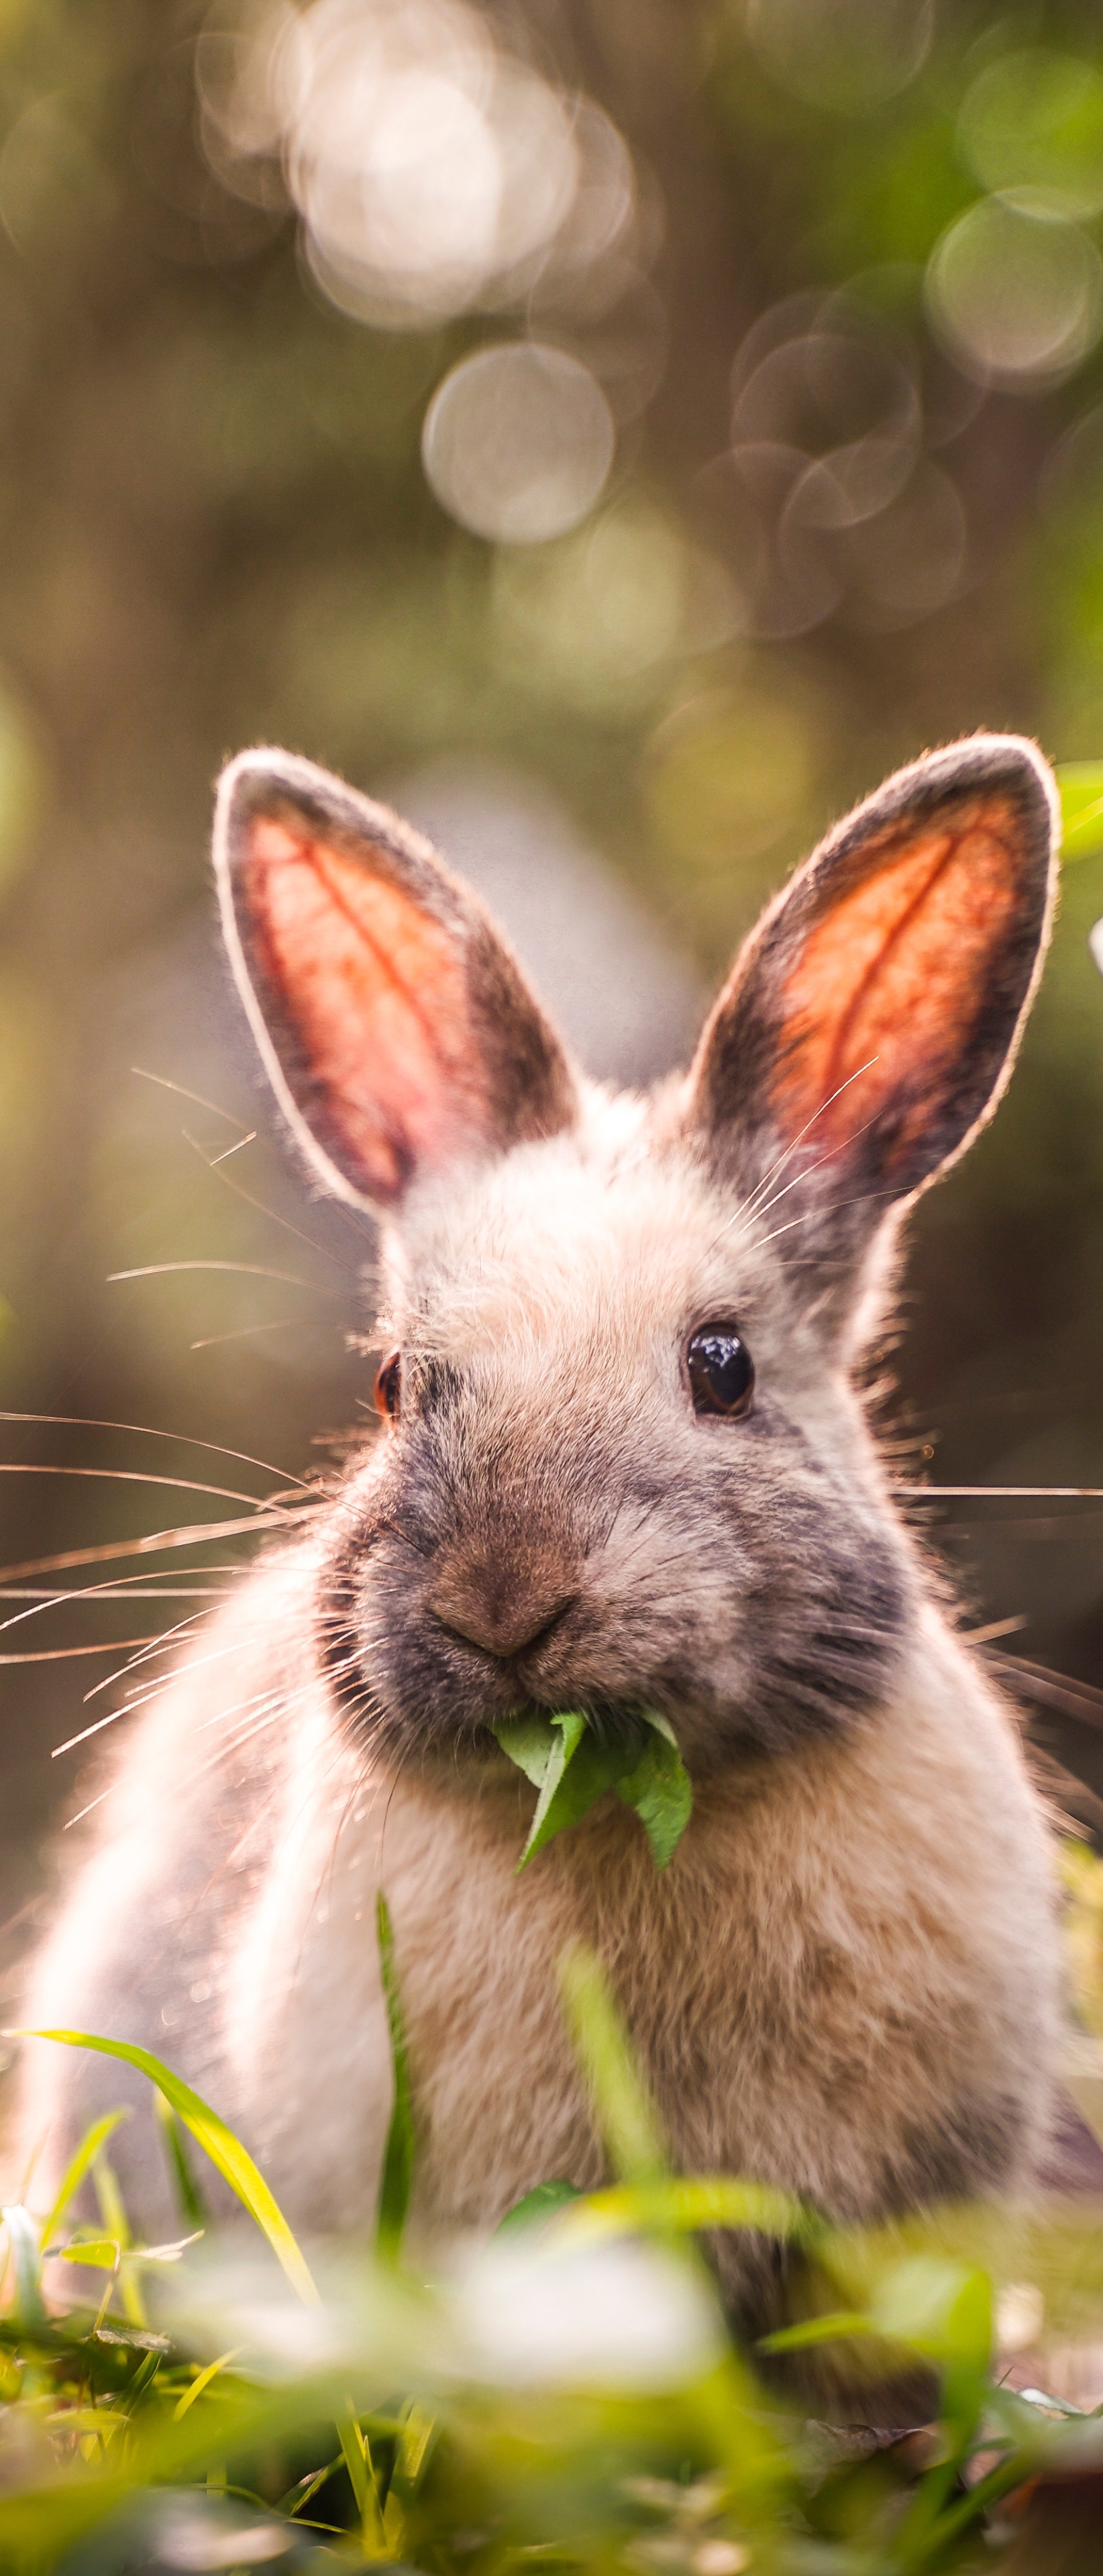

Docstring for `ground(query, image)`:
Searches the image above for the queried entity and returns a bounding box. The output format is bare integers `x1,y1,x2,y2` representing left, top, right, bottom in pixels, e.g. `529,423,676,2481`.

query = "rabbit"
11,729,1066,2335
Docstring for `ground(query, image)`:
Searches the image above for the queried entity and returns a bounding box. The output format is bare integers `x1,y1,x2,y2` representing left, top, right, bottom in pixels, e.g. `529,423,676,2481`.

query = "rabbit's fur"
14,731,1064,2328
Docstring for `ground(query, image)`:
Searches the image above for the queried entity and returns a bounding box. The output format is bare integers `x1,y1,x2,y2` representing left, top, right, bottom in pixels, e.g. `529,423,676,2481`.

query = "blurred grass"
5,1925,1103,2573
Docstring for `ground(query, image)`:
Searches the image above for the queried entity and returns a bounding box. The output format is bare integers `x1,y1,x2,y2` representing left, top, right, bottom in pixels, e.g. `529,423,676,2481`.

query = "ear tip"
213,747,337,847
908,730,1059,841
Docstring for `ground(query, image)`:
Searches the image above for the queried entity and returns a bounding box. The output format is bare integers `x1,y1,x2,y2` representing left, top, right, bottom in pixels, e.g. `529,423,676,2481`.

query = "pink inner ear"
242,818,487,1201
774,796,1023,1170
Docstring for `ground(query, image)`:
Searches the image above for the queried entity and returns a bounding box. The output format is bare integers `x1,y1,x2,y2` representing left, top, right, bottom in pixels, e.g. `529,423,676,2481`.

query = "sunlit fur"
17,1087,1058,2316
13,736,1063,2349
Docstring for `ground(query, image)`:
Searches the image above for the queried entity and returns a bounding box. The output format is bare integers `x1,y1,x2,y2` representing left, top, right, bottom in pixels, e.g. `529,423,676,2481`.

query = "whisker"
0,1409,318,1492
960,1615,1029,1644
64,1786,113,1830
0,1638,162,1665
129,1066,254,1133
0,1502,320,1584
0,1585,233,1602
0,1462,300,1511
755,1190,895,1250
897,1485,1103,1500
747,1112,883,1228
182,1129,348,1268
737,1056,881,1218
209,1133,256,1163
80,1609,214,1706
0,1573,234,1637
107,1260,341,1297
191,1320,309,1352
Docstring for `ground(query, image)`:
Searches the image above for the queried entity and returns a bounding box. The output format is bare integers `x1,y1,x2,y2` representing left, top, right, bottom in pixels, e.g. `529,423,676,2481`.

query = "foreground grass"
3,1918,1103,2575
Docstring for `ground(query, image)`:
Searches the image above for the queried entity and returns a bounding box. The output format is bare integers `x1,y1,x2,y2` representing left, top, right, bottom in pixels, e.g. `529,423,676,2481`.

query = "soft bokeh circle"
422,343,615,545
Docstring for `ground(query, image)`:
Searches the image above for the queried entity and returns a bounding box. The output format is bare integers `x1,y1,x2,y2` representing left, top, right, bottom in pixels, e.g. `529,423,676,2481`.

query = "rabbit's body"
19,1051,1059,2294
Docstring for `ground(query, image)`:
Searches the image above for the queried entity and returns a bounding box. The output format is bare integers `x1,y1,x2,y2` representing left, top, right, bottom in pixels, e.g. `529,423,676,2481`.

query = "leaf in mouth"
493,1709,692,1872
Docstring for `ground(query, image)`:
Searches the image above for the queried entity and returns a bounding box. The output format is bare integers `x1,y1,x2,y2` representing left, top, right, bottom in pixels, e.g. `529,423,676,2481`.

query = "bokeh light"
422,344,615,545
959,50,1103,222
743,0,933,113
925,196,1103,387
203,0,639,333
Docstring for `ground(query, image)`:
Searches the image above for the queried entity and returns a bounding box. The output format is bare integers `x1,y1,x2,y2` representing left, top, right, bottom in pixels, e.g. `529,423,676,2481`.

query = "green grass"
3,1919,1103,2573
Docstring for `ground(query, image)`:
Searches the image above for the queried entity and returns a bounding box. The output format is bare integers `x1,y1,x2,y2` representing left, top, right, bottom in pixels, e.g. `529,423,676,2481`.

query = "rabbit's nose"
429,1560,576,1662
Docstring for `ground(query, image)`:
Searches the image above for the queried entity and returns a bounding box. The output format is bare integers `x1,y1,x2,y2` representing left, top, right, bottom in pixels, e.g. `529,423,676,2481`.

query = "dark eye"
686,1324,754,1419
374,1350,401,1419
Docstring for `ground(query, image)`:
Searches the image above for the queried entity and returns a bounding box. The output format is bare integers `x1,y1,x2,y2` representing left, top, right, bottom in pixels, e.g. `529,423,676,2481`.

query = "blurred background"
3,0,1103,1956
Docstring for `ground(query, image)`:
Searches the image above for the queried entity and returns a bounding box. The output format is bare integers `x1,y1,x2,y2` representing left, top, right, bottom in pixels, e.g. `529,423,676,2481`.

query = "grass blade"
39,2106,132,2254
15,2029,317,2304
375,1894,415,2263
153,2087,208,2227
558,1945,666,2184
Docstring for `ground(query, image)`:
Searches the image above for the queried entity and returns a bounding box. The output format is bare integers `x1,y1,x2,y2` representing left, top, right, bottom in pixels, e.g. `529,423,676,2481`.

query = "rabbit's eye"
374,1350,401,1419
686,1324,754,1419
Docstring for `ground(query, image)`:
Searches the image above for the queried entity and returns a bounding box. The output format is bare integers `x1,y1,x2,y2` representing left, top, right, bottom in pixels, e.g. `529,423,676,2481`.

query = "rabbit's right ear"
214,750,579,1212
684,734,1058,1280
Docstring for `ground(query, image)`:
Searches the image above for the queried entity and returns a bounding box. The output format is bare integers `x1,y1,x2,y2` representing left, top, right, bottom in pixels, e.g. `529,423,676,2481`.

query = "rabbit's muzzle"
427,1550,578,1663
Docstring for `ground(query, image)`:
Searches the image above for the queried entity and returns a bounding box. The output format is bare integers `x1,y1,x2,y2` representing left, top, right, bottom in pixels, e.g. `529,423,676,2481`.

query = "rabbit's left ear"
215,750,579,1212
686,734,1058,1260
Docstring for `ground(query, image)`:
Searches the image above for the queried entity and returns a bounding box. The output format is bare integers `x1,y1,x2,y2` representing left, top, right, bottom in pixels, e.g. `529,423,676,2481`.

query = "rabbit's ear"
214,750,579,1210
686,735,1058,1265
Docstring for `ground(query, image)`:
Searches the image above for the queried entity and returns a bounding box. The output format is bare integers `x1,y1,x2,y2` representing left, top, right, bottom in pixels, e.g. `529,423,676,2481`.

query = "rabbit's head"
215,737,1057,1778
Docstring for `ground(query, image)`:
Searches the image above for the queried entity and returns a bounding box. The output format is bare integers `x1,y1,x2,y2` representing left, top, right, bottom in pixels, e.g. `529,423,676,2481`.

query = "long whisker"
190,1320,311,1352
0,1502,320,1584
0,1463,300,1510
107,1260,341,1297
209,1133,256,1163
747,1113,883,1228
0,1410,318,1492
129,1065,253,1132
0,1584,233,1601
0,1572,235,1636
79,1609,215,1707
754,1190,895,1250
897,1485,1103,1500
182,1129,349,1269
737,1056,881,1218
0,1637,162,1665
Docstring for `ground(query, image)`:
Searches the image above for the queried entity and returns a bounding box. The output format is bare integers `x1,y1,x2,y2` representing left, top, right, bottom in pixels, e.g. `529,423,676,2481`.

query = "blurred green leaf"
559,1943,667,2184
375,1893,415,2264
1057,761,1103,859
496,2178,584,2233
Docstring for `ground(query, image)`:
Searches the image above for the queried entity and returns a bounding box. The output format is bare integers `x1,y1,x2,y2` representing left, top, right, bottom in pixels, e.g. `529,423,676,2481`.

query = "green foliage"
3,1968,1103,2573
494,1710,693,1870
374,1892,415,2265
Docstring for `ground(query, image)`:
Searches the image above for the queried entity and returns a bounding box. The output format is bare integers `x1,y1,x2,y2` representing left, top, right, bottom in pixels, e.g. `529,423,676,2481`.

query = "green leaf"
56,2238,120,2271
375,1893,415,2264
15,2029,318,2306
521,1725,627,1870
617,1726,693,1868
494,1710,565,1790
494,1708,692,1870
495,2178,584,2233
1057,762,1103,861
